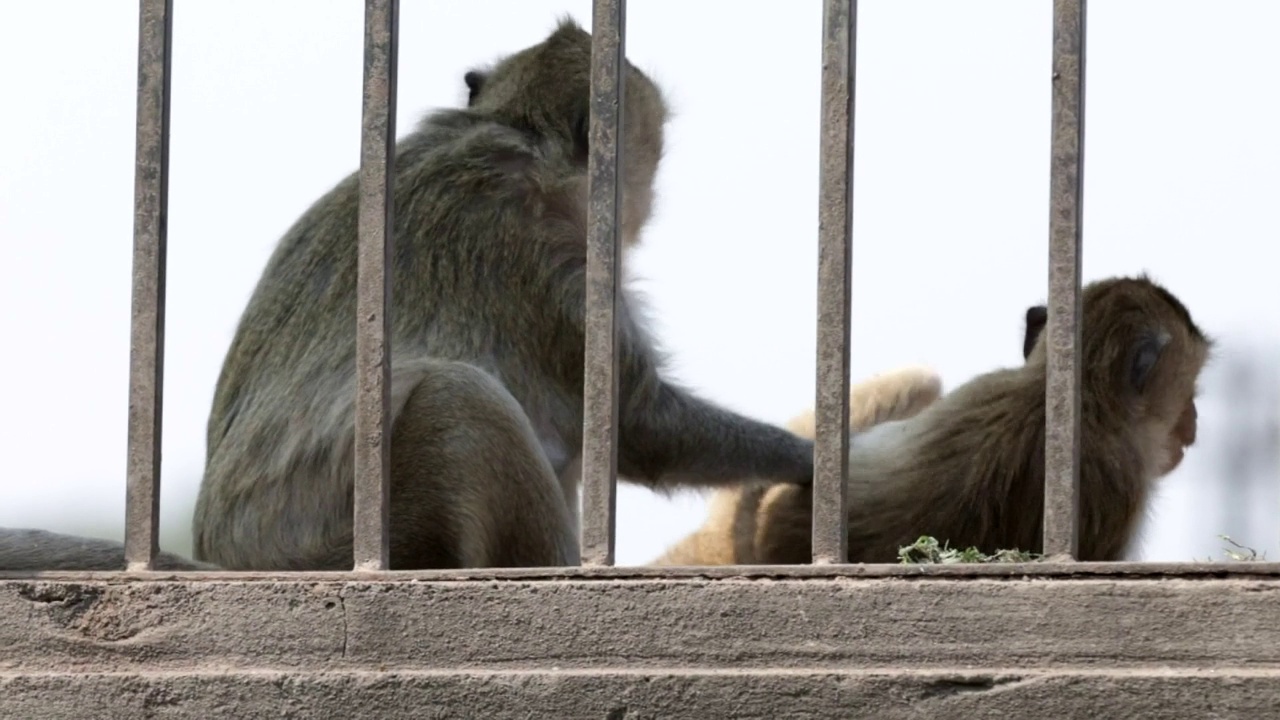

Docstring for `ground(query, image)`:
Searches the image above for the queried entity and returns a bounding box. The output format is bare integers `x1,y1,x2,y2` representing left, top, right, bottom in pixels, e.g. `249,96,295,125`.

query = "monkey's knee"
390,361,577,569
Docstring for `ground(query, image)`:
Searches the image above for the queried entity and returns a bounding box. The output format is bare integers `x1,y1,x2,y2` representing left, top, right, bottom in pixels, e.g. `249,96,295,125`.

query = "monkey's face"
1081,277,1210,480
1132,331,1201,477
617,65,667,245
1161,399,1198,475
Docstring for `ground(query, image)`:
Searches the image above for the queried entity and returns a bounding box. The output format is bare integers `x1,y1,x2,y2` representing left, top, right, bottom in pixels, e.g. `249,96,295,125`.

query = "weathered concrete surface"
3,575,1279,672
2,669,1277,719
4,574,1277,716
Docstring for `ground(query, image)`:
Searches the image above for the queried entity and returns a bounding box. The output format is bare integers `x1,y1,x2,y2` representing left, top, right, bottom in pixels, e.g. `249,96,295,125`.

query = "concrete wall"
3,565,1279,718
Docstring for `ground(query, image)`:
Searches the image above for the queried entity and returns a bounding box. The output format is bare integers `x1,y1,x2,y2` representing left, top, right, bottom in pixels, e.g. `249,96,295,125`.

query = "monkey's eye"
1130,336,1165,393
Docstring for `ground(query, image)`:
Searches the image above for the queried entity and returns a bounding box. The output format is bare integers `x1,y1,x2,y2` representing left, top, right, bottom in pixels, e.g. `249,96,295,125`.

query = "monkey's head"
1024,276,1211,479
463,18,669,245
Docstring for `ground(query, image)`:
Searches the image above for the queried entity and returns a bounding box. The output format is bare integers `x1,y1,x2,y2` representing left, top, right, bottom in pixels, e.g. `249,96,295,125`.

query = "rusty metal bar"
1043,0,1087,559
811,0,857,565
580,0,627,567
123,0,173,572
352,0,399,572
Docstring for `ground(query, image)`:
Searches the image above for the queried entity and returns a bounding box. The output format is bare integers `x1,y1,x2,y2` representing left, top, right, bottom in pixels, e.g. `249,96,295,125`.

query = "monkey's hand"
615,380,816,490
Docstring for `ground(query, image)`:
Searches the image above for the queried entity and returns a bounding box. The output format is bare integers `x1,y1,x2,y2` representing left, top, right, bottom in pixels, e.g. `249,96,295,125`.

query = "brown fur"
651,366,943,565
653,275,1210,565
190,18,816,572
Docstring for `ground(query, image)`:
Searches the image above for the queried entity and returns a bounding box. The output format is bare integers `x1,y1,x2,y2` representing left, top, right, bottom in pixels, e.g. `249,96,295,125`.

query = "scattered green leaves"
897,535,1040,565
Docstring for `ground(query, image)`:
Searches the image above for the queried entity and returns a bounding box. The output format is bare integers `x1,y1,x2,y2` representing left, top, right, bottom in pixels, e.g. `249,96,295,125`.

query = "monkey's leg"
389,361,579,569
0,528,220,571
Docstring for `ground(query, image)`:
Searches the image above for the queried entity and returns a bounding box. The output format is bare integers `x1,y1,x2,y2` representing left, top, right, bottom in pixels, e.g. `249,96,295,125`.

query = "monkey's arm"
605,303,814,489
615,375,815,489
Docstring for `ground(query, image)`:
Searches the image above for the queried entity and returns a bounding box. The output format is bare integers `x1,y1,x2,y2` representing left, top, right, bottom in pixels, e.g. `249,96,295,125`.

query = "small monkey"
654,307,1052,568
651,366,944,566
192,19,816,571
654,275,1208,565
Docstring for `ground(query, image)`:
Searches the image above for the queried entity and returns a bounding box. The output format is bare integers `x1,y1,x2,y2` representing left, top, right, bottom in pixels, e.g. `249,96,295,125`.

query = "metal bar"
580,0,627,567
812,0,857,565
352,0,399,572
124,0,173,572
1043,0,1087,559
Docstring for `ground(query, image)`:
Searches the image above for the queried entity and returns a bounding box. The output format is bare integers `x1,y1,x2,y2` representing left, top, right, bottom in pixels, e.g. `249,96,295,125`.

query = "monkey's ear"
571,103,590,164
1129,333,1168,393
1023,305,1048,360
464,70,488,106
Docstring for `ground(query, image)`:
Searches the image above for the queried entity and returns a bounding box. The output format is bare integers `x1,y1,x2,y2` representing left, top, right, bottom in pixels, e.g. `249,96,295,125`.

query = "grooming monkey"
0,21,810,573
189,18,815,571
652,275,1208,565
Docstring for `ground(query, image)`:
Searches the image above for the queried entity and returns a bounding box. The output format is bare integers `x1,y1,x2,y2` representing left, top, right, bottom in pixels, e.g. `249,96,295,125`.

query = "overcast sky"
1,1,1277,565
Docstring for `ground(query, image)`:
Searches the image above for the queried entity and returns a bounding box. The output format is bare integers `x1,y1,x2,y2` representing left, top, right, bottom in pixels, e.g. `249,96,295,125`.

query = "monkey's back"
845,370,1049,561
195,109,588,568
843,364,1152,562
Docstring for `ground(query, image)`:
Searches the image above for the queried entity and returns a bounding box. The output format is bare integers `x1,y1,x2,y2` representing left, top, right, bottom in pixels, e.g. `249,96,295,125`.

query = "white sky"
1,1,1277,565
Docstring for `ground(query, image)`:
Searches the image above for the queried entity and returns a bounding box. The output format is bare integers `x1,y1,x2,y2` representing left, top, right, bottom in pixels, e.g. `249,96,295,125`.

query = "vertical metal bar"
1043,0,1087,559
581,0,627,567
353,0,399,572
812,0,857,565
124,0,173,572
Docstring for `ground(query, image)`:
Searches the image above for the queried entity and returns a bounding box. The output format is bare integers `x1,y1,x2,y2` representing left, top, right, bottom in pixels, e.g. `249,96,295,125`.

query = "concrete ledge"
4,575,1279,672
7,559,1280,581
2,669,1277,719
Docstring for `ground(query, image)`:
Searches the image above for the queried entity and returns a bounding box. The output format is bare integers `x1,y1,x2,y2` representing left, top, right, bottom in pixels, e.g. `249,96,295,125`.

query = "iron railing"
119,0,1085,570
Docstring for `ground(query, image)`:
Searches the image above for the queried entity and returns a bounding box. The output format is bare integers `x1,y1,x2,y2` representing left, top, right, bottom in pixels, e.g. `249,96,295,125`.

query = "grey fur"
191,19,814,571
0,528,218,572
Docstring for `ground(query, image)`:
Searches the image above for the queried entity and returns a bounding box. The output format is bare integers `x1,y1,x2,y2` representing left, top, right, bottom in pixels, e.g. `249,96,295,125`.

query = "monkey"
653,300,1055,568
651,366,944,566
651,314,1052,568
652,275,1209,565
652,310,1042,567
0,528,218,572
188,18,816,572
